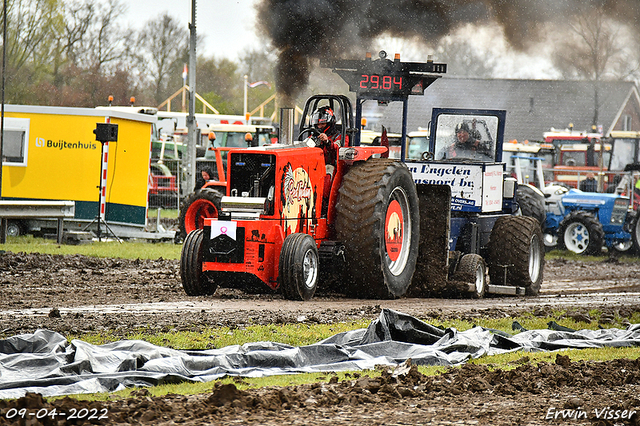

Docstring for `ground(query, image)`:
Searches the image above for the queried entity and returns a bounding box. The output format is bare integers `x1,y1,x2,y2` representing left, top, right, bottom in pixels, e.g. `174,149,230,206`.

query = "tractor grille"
228,152,276,198
611,199,628,225
203,226,245,263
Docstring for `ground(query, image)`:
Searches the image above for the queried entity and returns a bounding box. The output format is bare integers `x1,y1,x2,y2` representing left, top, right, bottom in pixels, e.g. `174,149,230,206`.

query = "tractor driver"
312,106,342,174
311,106,344,214
442,122,491,160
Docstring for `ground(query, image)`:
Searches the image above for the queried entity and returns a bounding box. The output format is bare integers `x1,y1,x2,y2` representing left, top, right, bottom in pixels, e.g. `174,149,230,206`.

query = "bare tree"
137,13,188,105
433,37,496,78
49,0,95,88
84,0,129,71
551,5,634,126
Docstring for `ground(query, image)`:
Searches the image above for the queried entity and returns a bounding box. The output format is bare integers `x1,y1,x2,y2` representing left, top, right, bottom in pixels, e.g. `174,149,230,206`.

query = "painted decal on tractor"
210,221,237,240
385,200,404,261
281,163,315,234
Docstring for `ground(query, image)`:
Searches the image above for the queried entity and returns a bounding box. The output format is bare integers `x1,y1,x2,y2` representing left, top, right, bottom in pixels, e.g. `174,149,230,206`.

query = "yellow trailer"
1,105,156,236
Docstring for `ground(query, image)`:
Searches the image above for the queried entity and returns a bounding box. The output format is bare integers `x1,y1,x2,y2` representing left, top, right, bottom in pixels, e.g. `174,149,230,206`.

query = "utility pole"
243,75,248,124
185,0,197,196
0,0,7,243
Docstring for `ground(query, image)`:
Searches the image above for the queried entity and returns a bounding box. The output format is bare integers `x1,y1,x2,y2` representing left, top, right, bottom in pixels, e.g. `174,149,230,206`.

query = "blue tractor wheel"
557,211,604,255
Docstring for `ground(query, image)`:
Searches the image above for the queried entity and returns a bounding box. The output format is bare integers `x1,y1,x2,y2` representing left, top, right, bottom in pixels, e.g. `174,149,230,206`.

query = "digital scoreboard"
324,51,447,98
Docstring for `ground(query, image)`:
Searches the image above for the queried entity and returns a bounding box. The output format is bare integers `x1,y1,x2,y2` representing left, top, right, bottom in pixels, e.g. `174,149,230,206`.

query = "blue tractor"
543,184,633,255
511,155,634,255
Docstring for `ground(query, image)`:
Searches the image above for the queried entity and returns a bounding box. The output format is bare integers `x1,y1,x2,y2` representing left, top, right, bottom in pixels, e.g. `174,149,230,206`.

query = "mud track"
0,251,639,425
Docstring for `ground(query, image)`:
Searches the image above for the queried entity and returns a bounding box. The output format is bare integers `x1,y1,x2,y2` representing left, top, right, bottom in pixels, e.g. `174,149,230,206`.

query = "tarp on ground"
0,309,639,399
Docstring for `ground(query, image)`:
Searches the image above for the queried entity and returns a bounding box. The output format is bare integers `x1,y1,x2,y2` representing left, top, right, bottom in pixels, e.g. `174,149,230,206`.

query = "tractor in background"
511,155,633,255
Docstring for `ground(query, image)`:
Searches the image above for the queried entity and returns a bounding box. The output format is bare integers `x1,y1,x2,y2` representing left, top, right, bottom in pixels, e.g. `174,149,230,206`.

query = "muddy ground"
0,251,639,425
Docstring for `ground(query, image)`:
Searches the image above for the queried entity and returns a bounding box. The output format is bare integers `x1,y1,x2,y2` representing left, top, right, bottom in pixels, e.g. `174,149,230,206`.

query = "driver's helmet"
455,122,470,134
311,106,336,132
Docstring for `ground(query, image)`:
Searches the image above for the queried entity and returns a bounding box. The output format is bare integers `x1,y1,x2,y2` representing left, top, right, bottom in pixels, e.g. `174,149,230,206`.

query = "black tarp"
1,309,639,398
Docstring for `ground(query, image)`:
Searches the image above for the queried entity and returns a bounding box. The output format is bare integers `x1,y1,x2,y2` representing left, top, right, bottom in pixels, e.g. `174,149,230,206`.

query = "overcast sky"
119,0,261,60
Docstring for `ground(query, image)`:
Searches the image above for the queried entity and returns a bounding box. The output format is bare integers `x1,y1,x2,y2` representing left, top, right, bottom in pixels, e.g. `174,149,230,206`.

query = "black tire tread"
180,229,217,296
278,233,318,301
517,185,546,230
488,216,544,295
452,254,486,298
335,158,419,299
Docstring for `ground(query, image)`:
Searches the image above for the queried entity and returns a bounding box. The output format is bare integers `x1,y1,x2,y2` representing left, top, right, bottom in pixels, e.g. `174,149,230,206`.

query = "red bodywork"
201,144,386,289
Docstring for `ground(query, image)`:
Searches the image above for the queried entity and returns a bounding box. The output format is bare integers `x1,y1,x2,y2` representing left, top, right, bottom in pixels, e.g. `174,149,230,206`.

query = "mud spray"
256,0,640,101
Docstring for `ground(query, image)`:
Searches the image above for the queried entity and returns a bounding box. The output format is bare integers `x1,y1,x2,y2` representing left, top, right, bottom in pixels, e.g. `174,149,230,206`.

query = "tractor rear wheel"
631,215,640,254
516,184,546,230
488,216,544,296
452,254,487,298
336,158,420,299
278,233,319,301
180,229,218,296
177,188,223,243
557,210,604,255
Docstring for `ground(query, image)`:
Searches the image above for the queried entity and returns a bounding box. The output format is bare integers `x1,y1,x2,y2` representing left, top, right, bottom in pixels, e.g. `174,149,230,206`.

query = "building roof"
376,77,640,142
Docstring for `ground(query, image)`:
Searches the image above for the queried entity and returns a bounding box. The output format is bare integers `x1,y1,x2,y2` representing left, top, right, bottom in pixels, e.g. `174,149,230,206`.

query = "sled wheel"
6,220,25,237
278,233,319,301
516,184,546,230
180,229,218,296
558,210,604,255
336,158,420,299
488,216,545,296
177,188,223,243
452,254,487,299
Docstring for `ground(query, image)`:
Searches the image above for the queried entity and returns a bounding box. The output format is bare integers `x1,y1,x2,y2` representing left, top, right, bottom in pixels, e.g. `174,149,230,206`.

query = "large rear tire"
278,233,319,301
488,216,544,296
631,214,640,254
557,210,604,255
177,188,223,243
335,159,419,299
516,184,546,230
180,229,218,296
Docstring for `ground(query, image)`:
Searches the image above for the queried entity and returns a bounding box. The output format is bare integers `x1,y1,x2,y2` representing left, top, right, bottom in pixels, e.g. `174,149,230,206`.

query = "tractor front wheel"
488,216,544,296
452,254,487,299
180,229,218,296
557,210,604,255
336,158,420,299
278,233,319,301
177,188,223,243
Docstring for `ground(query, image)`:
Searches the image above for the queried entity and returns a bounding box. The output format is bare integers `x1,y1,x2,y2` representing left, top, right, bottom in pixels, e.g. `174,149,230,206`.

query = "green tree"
2,0,63,102
239,47,276,116
197,56,242,114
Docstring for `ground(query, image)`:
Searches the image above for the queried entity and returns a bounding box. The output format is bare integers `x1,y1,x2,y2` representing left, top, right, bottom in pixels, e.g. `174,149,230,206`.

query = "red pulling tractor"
181,92,415,299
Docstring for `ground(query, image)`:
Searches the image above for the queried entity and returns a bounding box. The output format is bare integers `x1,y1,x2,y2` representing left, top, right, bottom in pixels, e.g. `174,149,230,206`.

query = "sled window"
2,118,30,167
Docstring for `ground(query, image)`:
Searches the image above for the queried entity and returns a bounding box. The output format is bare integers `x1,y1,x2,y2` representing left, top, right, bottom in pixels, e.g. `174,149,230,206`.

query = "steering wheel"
421,151,434,161
298,127,321,141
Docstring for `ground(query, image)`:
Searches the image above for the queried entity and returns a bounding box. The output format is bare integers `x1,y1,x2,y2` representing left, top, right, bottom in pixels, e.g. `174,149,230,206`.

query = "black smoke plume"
256,0,640,101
